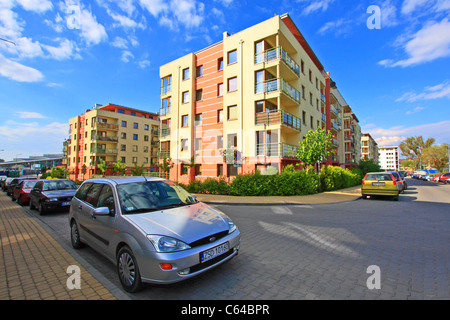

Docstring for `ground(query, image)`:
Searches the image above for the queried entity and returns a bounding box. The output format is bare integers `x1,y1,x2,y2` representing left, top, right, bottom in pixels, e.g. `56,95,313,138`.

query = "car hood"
42,190,77,197
123,202,230,244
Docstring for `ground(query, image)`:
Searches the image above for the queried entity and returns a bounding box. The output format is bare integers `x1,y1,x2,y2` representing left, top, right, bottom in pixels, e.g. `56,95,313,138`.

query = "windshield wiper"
124,208,160,214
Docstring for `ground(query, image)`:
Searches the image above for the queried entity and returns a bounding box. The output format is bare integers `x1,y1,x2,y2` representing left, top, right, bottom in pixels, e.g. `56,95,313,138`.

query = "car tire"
70,220,84,249
117,246,143,293
17,197,23,206
393,195,399,201
29,199,35,210
38,202,46,216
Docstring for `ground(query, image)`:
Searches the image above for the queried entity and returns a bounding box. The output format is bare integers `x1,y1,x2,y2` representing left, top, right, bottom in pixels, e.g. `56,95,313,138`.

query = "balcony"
94,122,119,131
159,150,171,159
256,143,298,158
91,148,118,155
320,93,326,103
255,78,300,104
160,128,171,138
92,135,118,143
160,84,171,96
255,47,300,77
321,113,327,122
160,106,171,116
255,110,301,132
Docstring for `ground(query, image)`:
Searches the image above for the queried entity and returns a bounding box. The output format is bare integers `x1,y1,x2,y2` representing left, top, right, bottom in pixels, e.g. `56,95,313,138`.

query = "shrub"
320,165,362,191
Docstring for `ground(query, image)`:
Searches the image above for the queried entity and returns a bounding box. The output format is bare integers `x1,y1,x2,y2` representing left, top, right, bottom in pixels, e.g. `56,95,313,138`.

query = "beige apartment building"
159,13,362,183
361,133,379,163
64,103,160,180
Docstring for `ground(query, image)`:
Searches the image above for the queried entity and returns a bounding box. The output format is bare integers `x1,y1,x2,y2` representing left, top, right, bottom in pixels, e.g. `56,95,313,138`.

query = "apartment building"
159,13,360,183
379,146,400,171
65,103,159,180
361,133,379,163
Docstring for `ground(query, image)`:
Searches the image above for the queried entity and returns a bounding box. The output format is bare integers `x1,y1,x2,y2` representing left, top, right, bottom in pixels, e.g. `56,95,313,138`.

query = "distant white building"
378,146,399,171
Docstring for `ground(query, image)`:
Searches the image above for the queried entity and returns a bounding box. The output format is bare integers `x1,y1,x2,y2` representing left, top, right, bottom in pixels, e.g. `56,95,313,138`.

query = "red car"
12,180,38,206
437,173,450,184
432,174,440,182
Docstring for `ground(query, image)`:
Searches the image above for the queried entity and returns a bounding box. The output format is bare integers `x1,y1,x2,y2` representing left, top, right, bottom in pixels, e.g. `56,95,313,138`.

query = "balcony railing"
94,122,119,131
320,93,326,103
255,78,300,104
160,106,171,116
321,113,327,122
92,135,118,142
160,128,171,138
255,47,300,76
255,110,301,132
160,85,171,96
159,151,170,159
91,148,118,155
256,143,298,158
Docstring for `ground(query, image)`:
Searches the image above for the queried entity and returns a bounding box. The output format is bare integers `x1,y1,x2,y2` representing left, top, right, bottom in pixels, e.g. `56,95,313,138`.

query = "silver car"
68,176,240,293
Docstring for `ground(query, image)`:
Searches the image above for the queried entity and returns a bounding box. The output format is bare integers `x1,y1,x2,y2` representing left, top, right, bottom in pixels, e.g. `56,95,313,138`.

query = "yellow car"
361,172,400,201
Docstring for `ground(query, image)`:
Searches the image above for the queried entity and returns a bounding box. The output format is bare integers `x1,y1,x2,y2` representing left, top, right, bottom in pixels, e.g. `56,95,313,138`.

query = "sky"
0,0,449,162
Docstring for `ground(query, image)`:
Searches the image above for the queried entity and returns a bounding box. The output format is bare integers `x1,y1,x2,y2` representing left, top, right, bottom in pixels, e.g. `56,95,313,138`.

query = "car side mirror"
93,207,110,216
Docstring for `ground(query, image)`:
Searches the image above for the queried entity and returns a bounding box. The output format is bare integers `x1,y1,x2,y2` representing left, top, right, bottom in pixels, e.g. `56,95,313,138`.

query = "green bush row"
180,165,362,196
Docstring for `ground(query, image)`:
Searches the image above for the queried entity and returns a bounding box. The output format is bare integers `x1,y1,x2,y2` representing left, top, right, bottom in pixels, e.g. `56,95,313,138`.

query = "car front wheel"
38,202,46,215
117,246,143,293
70,220,84,249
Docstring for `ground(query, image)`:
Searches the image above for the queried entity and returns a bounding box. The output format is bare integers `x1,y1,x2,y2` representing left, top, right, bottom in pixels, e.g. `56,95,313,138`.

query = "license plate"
62,202,71,206
372,182,385,186
200,242,229,263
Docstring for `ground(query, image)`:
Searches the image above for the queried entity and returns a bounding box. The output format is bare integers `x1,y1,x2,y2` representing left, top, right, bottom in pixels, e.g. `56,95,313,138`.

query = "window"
122,121,127,127
121,157,126,163
310,92,313,106
121,132,126,139
302,111,306,125
309,70,312,82
194,138,202,151
132,145,138,152
227,105,237,120
228,77,237,92
228,49,237,64
218,109,223,123
182,91,189,103
118,109,125,114
144,124,149,131
218,58,223,70
227,133,237,148
310,116,314,129
227,164,238,177
133,122,138,129
182,115,189,127
85,183,103,207
133,134,138,140
195,113,202,126
132,157,138,163
181,139,188,151
196,65,203,78
301,85,305,99
218,83,223,96
181,164,188,175
121,145,126,151
195,164,202,176
196,89,203,102
144,135,149,141
182,68,189,80
218,164,224,176
217,135,223,149
301,60,305,74
97,184,115,214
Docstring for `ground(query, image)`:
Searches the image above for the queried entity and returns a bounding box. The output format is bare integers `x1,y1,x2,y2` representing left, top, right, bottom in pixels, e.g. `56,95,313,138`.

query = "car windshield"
366,174,393,181
23,181,37,189
117,180,197,214
43,180,77,191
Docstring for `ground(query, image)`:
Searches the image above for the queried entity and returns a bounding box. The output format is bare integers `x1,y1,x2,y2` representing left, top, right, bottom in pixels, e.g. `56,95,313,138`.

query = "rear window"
366,174,393,181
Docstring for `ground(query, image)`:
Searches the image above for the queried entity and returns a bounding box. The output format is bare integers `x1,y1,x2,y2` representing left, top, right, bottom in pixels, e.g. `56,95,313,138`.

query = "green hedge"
181,165,361,197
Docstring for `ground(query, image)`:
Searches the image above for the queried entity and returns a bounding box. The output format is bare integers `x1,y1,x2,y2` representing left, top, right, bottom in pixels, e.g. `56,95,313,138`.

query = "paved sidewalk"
195,185,362,205
0,192,118,300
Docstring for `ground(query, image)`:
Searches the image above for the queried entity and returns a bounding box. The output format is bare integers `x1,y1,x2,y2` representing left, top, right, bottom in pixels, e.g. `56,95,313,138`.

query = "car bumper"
362,188,399,196
41,201,72,211
136,229,241,284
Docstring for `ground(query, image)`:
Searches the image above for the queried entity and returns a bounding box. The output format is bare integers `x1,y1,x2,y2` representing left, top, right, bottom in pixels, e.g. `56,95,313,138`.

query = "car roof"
81,176,168,185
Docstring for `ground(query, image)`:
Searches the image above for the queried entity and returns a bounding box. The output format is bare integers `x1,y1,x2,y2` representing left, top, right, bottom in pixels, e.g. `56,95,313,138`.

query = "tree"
112,158,127,176
130,162,145,176
399,136,435,169
50,167,68,179
97,158,107,176
357,158,381,177
296,127,335,167
158,157,173,174
421,144,449,172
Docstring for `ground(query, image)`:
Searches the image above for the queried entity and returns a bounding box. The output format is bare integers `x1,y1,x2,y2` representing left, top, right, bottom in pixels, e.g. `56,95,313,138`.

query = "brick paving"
0,192,117,300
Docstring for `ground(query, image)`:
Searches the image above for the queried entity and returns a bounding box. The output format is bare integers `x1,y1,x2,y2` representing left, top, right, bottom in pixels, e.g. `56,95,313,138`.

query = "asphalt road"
23,178,450,300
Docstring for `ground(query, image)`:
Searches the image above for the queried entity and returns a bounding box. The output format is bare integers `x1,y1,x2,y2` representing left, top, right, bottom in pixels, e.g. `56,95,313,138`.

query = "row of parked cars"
361,171,407,201
0,175,241,293
410,172,450,183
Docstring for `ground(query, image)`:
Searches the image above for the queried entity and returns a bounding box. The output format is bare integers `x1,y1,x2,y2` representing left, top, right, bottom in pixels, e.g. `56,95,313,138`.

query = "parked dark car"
29,179,78,215
389,171,406,193
2,178,14,192
6,177,37,196
12,180,39,206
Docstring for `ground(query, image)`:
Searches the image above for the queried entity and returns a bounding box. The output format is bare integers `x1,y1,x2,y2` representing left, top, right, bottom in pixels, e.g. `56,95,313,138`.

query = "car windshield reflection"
117,180,197,214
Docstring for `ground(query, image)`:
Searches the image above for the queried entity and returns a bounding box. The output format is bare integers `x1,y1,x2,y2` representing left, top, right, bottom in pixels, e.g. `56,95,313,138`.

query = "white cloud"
121,50,133,62
364,121,450,147
405,106,425,115
401,0,429,15
138,0,167,17
16,0,53,13
16,111,46,119
396,80,450,102
111,36,128,49
300,0,335,15
107,9,146,30
43,38,80,60
78,6,108,45
0,7,24,38
379,18,450,67
0,53,43,82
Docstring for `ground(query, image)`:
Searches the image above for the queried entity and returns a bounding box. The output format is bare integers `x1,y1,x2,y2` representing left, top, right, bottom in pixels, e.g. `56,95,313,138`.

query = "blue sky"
0,0,449,161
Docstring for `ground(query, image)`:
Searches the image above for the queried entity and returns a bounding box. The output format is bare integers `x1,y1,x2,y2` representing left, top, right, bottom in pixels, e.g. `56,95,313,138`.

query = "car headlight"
225,217,237,234
147,235,191,252
48,198,59,202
